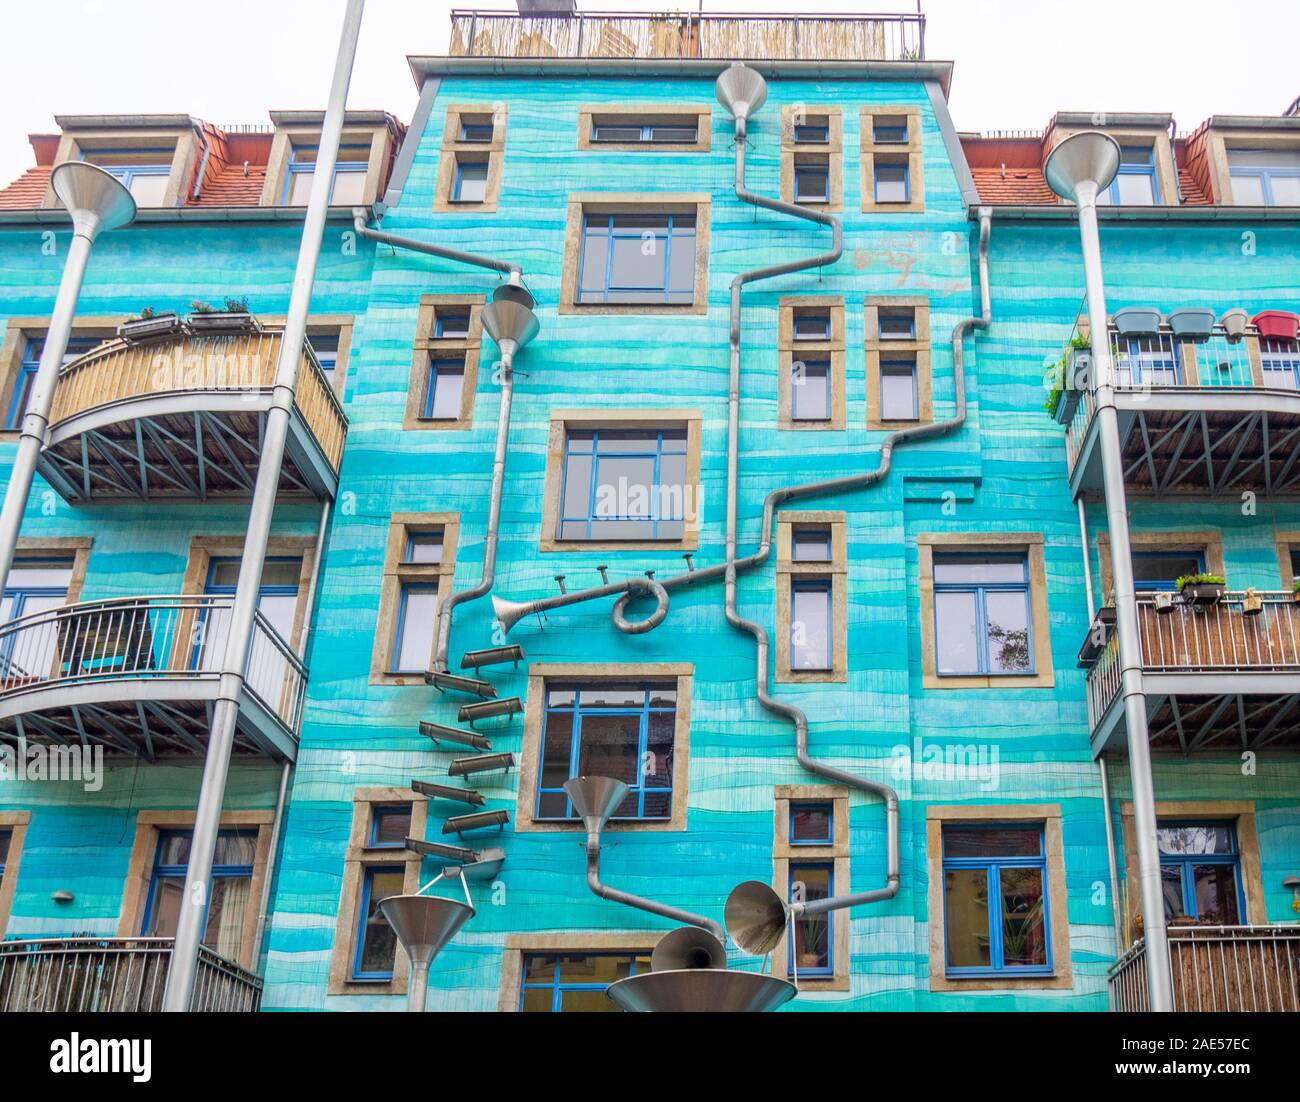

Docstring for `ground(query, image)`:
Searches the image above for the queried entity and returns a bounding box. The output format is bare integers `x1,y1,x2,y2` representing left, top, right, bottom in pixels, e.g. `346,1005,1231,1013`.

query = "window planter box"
1112,307,1162,337
117,313,188,343
1253,310,1299,342
1051,386,1081,425
1167,308,1216,342
187,311,262,335
1219,308,1249,341
1180,581,1225,606
1076,606,1115,665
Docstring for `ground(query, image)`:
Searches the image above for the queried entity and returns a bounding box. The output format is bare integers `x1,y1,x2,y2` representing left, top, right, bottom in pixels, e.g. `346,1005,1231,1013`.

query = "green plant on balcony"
1044,333,1091,423
190,299,216,314
1177,573,1226,606
1292,578,1300,602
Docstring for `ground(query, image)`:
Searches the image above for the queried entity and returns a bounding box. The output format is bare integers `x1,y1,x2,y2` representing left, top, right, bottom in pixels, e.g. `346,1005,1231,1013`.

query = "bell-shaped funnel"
481,280,539,356
1044,131,1121,205
651,925,728,973
606,969,796,1013
378,894,475,967
51,162,137,240
563,775,628,835
725,880,789,957
715,63,768,124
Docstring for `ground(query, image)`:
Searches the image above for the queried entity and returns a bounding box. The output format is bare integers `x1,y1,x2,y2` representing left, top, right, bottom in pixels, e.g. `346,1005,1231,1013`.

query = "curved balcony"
36,327,347,504
0,595,304,762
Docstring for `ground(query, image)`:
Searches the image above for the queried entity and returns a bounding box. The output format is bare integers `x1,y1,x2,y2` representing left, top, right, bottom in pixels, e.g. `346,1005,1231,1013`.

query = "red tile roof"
970,165,1056,205
0,166,51,209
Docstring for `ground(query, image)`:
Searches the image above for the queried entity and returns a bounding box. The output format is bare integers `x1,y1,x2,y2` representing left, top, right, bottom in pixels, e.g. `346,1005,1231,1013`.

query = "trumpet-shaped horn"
651,925,728,973
725,879,789,957
491,594,534,635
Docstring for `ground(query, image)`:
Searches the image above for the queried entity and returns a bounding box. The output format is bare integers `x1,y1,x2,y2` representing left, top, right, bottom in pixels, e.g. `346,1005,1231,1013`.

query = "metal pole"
1074,186,1173,1012
1099,756,1124,951
252,761,292,961
162,0,366,1012
407,961,430,1013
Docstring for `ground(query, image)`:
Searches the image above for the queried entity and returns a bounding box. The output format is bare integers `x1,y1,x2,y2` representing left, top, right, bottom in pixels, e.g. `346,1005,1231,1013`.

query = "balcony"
1110,926,1300,1012
0,595,305,762
1065,327,1300,500
0,938,262,1012
36,326,346,504
1084,592,1300,756
448,9,926,61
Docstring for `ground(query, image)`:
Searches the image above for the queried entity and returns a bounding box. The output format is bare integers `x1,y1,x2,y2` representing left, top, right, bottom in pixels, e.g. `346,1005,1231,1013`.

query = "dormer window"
1096,146,1159,206
1228,149,1300,206
284,143,369,206
82,149,173,207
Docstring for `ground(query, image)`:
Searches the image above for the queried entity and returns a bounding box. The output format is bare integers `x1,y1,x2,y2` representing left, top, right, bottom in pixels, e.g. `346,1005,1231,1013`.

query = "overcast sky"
1,0,1295,184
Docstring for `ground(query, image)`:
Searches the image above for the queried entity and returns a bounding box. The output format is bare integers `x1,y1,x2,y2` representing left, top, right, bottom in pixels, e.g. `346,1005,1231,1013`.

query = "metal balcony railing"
449,9,926,61
0,938,262,1012
0,595,306,735
1110,926,1300,1012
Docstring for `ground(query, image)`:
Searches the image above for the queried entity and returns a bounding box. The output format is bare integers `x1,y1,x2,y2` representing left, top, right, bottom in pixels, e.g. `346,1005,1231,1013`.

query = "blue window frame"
577,212,696,305
1098,146,1160,206
790,579,832,670
794,158,830,204
197,557,299,683
1158,820,1245,925
404,530,444,565
520,952,651,1011
424,356,466,420
535,683,677,822
942,824,1051,976
788,863,833,977
458,118,495,143
558,427,687,542
141,829,256,959
932,553,1033,676
793,122,829,144
368,804,412,848
1228,150,1300,207
6,337,99,429
307,332,339,376
792,309,831,341
790,802,833,845
353,865,405,981
792,527,832,563
452,157,488,203
872,117,909,144
1114,336,1180,387
434,310,471,338
874,160,909,203
878,309,916,340
392,583,439,673
284,143,369,206
1,558,73,673
880,358,918,420
591,121,698,144
1131,550,1205,592
791,358,831,421
1261,338,1300,390
83,149,172,206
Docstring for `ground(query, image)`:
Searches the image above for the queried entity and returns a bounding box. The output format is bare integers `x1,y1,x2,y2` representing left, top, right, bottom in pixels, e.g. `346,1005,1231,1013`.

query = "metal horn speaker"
490,594,533,635
51,161,136,241
651,926,728,973
1044,130,1121,205
725,879,789,957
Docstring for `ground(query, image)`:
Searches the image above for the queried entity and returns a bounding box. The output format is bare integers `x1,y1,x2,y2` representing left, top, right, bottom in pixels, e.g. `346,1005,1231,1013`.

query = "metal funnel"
606,969,796,1013
491,594,531,635
725,879,789,957
1044,131,1121,205
378,894,475,967
481,281,539,356
715,62,768,124
563,775,628,834
651,925,728,973
51,162,136,240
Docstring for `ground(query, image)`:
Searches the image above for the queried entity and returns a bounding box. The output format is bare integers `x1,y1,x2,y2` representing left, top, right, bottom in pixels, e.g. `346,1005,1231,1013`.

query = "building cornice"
0,205,371,228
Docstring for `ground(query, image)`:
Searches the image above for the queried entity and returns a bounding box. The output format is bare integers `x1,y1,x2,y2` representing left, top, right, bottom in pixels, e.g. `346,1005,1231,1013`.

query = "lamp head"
51,161,136,242
1044,130,1122,207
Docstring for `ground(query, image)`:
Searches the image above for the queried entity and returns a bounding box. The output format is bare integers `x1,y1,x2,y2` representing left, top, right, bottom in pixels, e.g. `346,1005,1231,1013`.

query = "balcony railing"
449,9,926,61
0,938,262,1012
0,595,306,735
1110,926,1300,1012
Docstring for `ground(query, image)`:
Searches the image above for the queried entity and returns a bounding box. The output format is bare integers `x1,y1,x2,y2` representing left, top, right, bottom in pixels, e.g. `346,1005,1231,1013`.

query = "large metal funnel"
651,925,728,973
715,62,768,124
606,969,796,1013
481,281,539,355
1044,131,1121,205
51,162,137,240
725,879,789,957
378,894,475,967
491,594,532,635
563,775,628,835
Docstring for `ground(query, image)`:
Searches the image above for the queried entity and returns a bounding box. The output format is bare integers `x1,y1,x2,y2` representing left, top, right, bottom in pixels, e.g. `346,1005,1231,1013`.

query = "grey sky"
1,0,1295,186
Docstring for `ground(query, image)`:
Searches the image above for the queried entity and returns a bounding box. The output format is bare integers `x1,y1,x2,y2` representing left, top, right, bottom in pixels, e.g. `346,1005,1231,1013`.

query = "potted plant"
1177,572,1226,606
1167,307,1216,342
1220,307,1249,341
1113,306,1162,338
117,306,187,343
1253,310,1300,342
1153,591,1176,615
1292,578,1300,604
1242,586,1263,616
187,296,261,334
1045,336,1090,424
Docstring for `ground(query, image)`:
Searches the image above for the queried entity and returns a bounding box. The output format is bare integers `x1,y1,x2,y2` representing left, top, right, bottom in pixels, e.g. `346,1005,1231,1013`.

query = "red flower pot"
1253,310,1299,342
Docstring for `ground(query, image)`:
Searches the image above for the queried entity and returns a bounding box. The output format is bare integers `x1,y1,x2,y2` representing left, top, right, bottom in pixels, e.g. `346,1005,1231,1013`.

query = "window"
285,144,369,206
1097,146,1159,205
1292,547,1300,585
792,527,832,563
404,530,444,565
777,513,845,682
1132,550,1205,591
592,121,698,144
1114,336,1180,387
458,116,495,143
577,213,696,305
790,580,832,671
933,554,1033,676
423,357,467,420
790,358,831,422
1,558,74,677
794,155,831,204
878,309,916,340
199,559,300,695
0,829,9,894
353,865,405,981
880,357,919,421
1228,149,1300,206
792,309,831,341
536,683,676,822
1261,338,1300,389
788,864,833,976
434,310,471,339
6,337,100,430
83,149,172,206
452,157,489,203
1158,821,1244,924
942,824,1050,976
872,116,910,144
520,953,650,1012
793,119,830,144
142,830,256,961
307,331,339,377
862,107,923,213
390,526,445,673
790,802,833,845
368,805,412,848
558,427,687,542
874,159,910,203
374,515,456,683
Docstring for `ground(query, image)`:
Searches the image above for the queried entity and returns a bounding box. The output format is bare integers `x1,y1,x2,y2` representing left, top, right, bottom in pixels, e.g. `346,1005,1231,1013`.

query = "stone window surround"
558,192,712,316
917,532,1054,690
433,103,508,214
370,512,461,685
576,103,713,153
513,662,693,834
778,296,846,431
43,126,199,210
327,787,428,997
497,931,660,1011
1096,529,1225,601
772,784,851,991
1276,530,1300,589
775,511,848,684
539,407,703,553
1197,126,1300,206
261,119,395,209
780,105,844,213
117,809,274,972
865,295,932,429
0,811,32,936
405,295,486,431
11,536,92,603
860,106,924,214
925,803,1073,992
